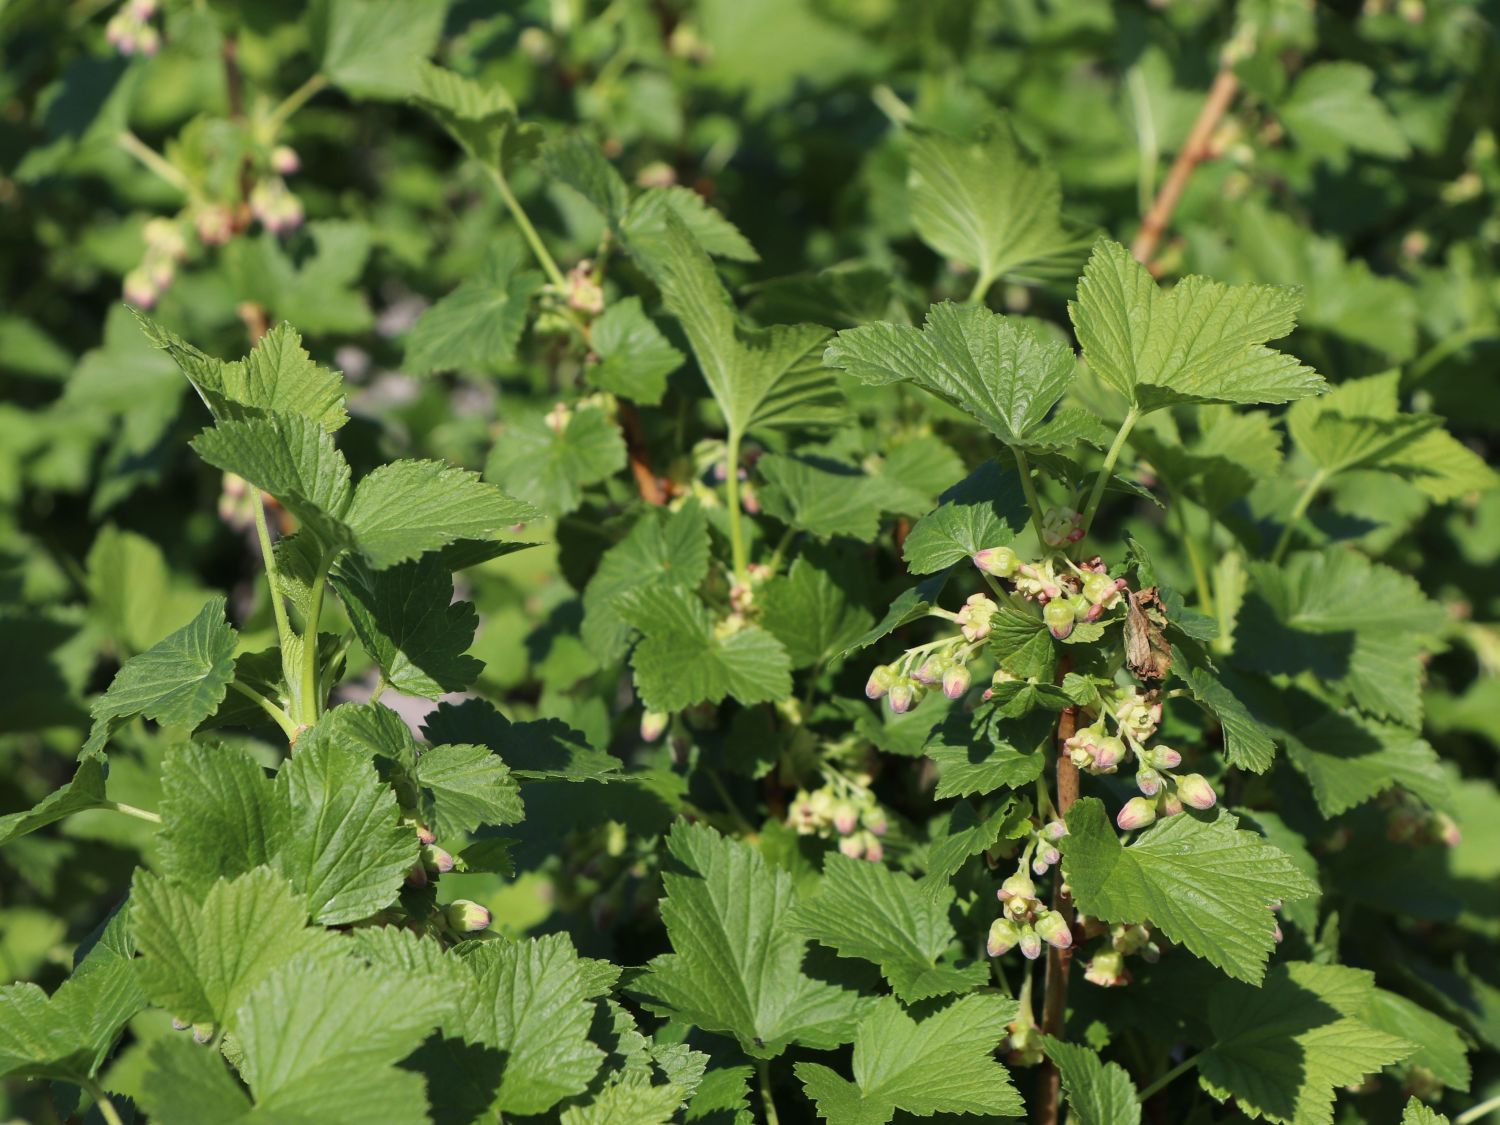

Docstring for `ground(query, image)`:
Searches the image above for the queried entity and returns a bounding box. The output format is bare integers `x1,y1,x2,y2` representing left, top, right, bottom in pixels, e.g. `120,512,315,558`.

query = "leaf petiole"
1012,447,1048,545
1078,405,1140,541
83,1081,127,1125
724,429,749,583
1136,1050,1202,1102
230,680,299,741
1269,468,1329,565
299,560,331,725
104,801,163,825
251,491,298,692
483,162,568,290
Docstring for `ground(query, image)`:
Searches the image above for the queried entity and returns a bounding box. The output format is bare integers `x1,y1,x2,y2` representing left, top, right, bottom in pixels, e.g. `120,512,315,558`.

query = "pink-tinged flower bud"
171,1017,190,1031
838,833,865,860
271,145,300,175
1116,797,1156,831
423,845,455,874
1090,735,1126,772
1085,603,1104,622
942,664,971,700
1084,950,1128,987
913,658,941,685
863,836,884,864
974,546,1020,578
1152,746,1182,769
1034,910,1072,950
1160,792,1184,817
444,899,491,933
137,25,160,55
1082,572,1118,606
640,710,669,742
999,870,1037,902
414,823,437,846
123,268,157,308
862,806,888,836
1019,929,1043,960
987,917,1021,957
405,862,428,887
1040,844,1060,867
865,664,895,700
1177,773,1217,810
1043,599,1075,640
1136,767,1162,796
832,801,858,835
1044,819,1068,841
1271,922,1283,945
1031,854,1048,876
1436,812,1461,847
888,681,916,714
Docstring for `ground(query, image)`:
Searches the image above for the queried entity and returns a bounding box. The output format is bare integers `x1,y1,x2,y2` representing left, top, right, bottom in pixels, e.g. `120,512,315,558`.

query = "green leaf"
331,553,484,699
405,236,542,375
639,211,839,437
1180,665,1277,774
1069,239,1325,412
421,699,623,782
343,458,542,569
757,454,884,540
1279,62,1410,167
540,133,631,225
905,116,1092,288
924,799,1030,883
452,934,605,1114
130,866,338,1027
843,570,951,655
1401,1098,1451,1125
225,221,374,335
273,736,417,924
312,0,448,100
413,62,539,169
926,709,1050,799
1043,1038,1140,1125
1282,709,1450,817
191,412,355,553
623,186,758,262
759,556,874,669
0,756,108,845
620,585,792,712
1198,962,1415,1125
1368,990,1470,1092
902,459,1030,574
582,500,711,662
633,820,868,1057
139,1036,253,1124
1062,798,1318,983
0,911,144,1083
235,957,446,1123
413,743,523,837
794,994,1023,1124
156,742,287,893
588,296,685,404
561,1079,687,1125
85,524,215,656
136,313,348,432
826,302,1091,450
486,404,627,517
1239,548,1446,727
789,853,986,1002
85,595,239,755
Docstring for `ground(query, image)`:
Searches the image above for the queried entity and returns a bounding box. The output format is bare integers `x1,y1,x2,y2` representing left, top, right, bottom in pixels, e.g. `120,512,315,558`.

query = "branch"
1130,68,1239,268
1035,657,1079,1125
617,400,666,505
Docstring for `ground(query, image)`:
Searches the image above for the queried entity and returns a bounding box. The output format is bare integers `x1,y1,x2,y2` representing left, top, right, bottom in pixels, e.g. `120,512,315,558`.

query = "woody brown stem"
618,400,666,505
1130,68,1239,268
1035,658,1079,1125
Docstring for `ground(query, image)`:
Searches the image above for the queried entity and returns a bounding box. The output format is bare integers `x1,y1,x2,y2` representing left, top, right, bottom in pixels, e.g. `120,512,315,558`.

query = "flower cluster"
787,780,889,862
250,175,306,235
986,868,1072,961
1079,921,1161,987
123,218,188,309
106,0,160,56
973,545,1128,640
865,592,995,713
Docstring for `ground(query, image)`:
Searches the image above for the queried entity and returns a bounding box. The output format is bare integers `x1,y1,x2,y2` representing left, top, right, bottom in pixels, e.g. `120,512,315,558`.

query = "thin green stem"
980,572,1008,600
252,492,297,681
724,430,749,582
230,680,299,741
83,1082,126,1125
117,130,192,195
1078,406,1140,538
967,267,996,305
105,801,162,825
756,1060,781,1125
1012,447,1048,544
299,563,330,725
1456,1091,1500,1125
1410,325,1499,381
483,163,568,289
265,72,329,136
370,675,389,706
1137,1051,1202,1103
1269,468,1329,565
705,768,755,836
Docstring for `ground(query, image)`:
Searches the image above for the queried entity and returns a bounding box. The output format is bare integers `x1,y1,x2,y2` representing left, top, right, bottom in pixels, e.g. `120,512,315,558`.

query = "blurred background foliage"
2,0,1499,1120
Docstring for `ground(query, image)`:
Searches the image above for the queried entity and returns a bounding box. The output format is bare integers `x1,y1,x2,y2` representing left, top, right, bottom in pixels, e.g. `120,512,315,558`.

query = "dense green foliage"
3,2,1499,1123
